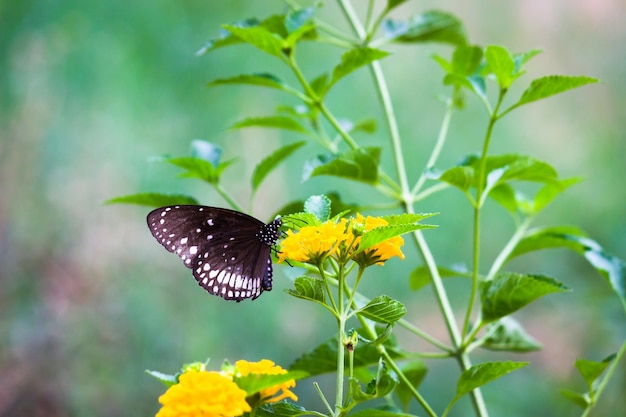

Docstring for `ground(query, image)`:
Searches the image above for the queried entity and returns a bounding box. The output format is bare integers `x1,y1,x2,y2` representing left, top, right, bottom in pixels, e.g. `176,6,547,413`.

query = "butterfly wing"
147,205,277,301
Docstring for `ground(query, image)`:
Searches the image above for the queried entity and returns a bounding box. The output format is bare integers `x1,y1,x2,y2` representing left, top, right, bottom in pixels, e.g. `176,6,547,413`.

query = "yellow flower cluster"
156,370,250,417
155,360,296,417
278,213,405,266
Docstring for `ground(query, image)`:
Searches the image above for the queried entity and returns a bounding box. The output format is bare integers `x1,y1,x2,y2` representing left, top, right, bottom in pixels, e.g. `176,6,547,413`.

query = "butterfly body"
147,205,281,301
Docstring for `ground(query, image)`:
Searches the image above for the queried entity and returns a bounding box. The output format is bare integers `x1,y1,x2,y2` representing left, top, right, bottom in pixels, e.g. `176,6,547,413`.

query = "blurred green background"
1,1,624,416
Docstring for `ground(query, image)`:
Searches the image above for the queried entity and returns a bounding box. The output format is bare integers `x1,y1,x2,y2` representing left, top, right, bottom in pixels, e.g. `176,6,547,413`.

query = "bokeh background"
1,1,624,416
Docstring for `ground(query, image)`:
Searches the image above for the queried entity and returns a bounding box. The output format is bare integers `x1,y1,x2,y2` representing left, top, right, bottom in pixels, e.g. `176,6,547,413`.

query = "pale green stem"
214,183,244,212
462,90,505,338
335,263,347,415
485,217,533,281
412,97,454,196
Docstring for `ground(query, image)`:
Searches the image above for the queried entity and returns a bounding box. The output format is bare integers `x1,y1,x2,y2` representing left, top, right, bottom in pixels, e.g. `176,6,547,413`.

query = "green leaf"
409,264,470,291
514,75,598,107
290,332,404,377
105,193,199,207
305,147,381,184
235,371,308,397
438,166,474,191
385,10,466,46
252,141,306,192
285,276,326,304
452,44,483,76
454,361,528,401
348,410,418,417
488,183,519,214
208,73,300,95
507,226,589,260
532,177,581,213
386,0,409,11
257,402,325,417
309,73,329,97
395,361,427,411
272,192,360,220
575,355,615,390
583,249,626,307
350,359,397,404
196,18,260,55
481,317,542,352
560,389,590,409
358,295,407,324
223,24,286,58
513,49,543,70
357,222,436,253
303,194,332,222
330,48,389,87
145,369,178,387
481,272,570,322
484,45,517,89
231,115,308,133
167,156,233,184
341,118,377,134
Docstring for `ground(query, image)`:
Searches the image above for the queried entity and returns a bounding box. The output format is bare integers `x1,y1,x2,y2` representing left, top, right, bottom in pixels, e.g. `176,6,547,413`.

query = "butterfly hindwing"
147,205,280,301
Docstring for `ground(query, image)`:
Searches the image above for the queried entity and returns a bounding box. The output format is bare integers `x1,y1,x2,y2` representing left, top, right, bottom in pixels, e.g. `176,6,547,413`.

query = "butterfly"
147,205,282,301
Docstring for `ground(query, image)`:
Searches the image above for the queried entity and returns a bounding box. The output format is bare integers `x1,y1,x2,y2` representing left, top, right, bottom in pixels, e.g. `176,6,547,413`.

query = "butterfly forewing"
147,205,281,301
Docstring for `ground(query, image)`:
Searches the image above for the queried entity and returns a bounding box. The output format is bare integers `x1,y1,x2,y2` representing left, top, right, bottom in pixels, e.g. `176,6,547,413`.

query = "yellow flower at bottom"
234,359,298,403
156,370,250,417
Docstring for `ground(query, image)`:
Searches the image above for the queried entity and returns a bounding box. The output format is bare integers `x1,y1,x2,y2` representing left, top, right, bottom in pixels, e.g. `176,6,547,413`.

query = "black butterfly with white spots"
147,205,282,301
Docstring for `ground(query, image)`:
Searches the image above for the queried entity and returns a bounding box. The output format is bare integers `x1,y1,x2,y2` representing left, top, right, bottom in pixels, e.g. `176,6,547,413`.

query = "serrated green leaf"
272,192,360,220
289,332,404,377
481,273,570,322
513,49,543,71
145,369,178,387
257,402,325,417
285,276,326,304
439,166,474,190
167,156,232,184
223,24,286,58
532,177,581,213
455,361,528,400
231,115,308,133
481,317,542,352
452,44,483,76
484,45,517,89
235,371,308,396
385,10,466,46
252,141,305,192
303,194,332,221
386,0,409,11
357,222,436,253
330,48,389,87
515,75,598,107
105,193,199,207
395,361,427,411
309,73,329,98
560,389,590,409
348,410,419,417
196,18,260,55
305,147,381,184
575,356,615,390
208,73,299,95
358,295,406,324
381,213,436,226
507,226,589,260
409,264,471,291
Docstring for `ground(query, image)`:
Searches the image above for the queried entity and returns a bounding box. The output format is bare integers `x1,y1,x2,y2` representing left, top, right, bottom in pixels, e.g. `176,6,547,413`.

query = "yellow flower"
155,370,250,417
353,213,405,266
233,359,298,403
278,214,404,266
278,220,350,264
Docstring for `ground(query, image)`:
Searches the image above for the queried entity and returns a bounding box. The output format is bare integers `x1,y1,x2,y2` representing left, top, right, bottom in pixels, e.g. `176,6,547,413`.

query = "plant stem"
485,217,532,281
335,262,347,415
